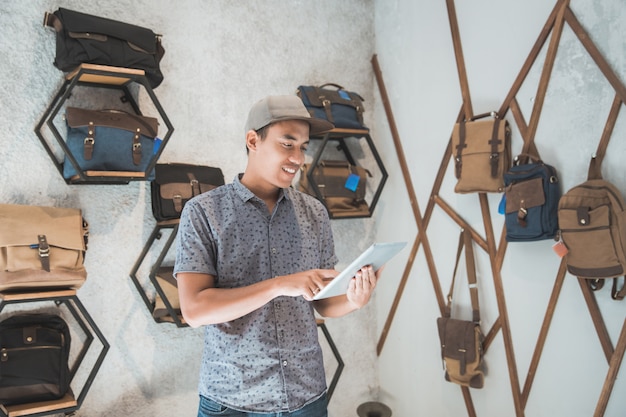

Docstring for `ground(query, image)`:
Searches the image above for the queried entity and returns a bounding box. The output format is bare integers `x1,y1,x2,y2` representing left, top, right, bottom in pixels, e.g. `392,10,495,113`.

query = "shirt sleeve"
173,199,218,278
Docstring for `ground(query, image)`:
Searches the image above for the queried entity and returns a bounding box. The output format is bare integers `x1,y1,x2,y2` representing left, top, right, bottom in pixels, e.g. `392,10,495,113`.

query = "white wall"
0,1,379,416
373,0,626,416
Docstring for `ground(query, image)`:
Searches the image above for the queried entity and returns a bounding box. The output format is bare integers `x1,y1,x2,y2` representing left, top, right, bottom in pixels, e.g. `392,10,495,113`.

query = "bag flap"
153,164,225,186
159,183,218,199
56,8,158,54
298,85,364,109
505,177,545,213
452,119,508,154
559,204,610,229
437,317,479,362
0,204,86,251
66,107,158,138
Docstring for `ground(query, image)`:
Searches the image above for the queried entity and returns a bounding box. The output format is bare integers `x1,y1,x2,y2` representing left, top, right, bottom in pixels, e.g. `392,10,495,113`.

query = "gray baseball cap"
244,95,334,136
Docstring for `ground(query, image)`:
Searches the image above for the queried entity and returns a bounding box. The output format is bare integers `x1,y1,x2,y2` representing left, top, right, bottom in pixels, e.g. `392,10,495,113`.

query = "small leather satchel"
298,160,370,218
437,229,485,388
63,107,159,180
297,84,367,130
503,154,561,242
44,8,165,88
0,314,71,405
452,112,511,193
0,204,88,291
151,163,225,222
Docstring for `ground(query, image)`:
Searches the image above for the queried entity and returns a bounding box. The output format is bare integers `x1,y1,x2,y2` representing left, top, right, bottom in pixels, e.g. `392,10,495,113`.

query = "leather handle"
319,83,345,90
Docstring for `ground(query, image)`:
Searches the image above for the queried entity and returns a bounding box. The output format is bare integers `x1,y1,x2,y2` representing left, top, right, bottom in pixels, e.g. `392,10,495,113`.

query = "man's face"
254,120,310,188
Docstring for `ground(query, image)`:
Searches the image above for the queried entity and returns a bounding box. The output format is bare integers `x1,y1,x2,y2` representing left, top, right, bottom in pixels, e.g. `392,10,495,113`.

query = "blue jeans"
197,394,328,417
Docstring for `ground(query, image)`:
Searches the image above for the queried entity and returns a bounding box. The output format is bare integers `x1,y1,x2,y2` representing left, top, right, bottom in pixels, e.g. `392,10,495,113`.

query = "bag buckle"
83,121,95,160
37,234,51,272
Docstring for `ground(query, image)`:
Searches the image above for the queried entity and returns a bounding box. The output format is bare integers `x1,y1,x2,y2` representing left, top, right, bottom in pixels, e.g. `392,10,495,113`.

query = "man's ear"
245,130,258,152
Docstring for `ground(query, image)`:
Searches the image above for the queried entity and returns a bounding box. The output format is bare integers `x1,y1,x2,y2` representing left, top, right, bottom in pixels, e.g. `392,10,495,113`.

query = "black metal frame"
307,129,388,219
129,221,186,327
0,292,110,417
317,320,345,402
34,64,174,184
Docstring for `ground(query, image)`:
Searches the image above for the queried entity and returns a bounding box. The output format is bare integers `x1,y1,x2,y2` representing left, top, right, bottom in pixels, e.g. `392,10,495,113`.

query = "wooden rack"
373,0,626,416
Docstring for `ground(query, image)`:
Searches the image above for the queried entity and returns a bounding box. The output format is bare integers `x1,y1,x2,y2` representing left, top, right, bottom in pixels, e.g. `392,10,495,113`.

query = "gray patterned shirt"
174,175,337,413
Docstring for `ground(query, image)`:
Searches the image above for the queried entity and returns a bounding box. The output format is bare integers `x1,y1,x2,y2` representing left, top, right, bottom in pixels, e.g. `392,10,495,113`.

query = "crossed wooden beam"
372,0,626,415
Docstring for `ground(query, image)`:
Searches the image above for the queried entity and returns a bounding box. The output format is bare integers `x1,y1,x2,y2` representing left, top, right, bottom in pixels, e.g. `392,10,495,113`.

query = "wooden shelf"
1,392,77,417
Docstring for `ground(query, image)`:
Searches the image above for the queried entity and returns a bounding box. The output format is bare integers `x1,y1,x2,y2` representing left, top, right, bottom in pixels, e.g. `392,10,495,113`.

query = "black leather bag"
297,84,367,130
44,8,165,88
151,163,225,221
0,314,71,405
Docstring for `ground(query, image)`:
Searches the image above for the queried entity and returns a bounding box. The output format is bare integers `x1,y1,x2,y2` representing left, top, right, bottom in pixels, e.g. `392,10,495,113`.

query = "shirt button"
271,248,277,254
282,360,288,366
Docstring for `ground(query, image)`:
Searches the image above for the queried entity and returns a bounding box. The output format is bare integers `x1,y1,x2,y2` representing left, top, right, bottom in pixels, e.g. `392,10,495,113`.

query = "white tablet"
313,241,407,300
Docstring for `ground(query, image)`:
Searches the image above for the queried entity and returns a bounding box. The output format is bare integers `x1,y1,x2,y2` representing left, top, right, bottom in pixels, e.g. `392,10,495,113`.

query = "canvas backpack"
503,154,561,242
557,177,626,300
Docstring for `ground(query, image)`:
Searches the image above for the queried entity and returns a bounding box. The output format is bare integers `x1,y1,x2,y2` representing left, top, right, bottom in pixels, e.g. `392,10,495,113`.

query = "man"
174,95,381,417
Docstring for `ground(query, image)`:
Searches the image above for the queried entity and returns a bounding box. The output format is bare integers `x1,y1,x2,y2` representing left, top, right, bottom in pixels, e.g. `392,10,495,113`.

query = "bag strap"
43,12,63,32
488,117,503,178
444,229,480,323
319,83,345,90
513,149,543,166
612,277,626,301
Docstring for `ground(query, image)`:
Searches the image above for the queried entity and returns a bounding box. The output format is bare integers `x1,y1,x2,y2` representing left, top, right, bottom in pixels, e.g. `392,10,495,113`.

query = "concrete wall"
0,1,378,416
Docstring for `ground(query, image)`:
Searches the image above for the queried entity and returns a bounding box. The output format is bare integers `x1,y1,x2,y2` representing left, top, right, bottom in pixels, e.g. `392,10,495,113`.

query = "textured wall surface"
0,1,378,416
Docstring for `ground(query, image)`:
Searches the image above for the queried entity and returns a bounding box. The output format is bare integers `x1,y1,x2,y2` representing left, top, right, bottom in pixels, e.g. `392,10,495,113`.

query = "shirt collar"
233,174,291,204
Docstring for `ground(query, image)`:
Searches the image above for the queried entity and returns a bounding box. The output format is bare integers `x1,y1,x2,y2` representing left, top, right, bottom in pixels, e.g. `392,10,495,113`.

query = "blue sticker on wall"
345,173,360,192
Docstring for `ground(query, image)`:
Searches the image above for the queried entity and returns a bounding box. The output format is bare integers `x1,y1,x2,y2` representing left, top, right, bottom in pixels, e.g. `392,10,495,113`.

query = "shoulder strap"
464,228,480,323
444,229,480,323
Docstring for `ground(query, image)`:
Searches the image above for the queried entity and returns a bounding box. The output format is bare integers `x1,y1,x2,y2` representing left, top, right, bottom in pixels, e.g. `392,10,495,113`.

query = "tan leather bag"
451,113,511,193
437,229,485,388
0,204,88,291
298,160,370,218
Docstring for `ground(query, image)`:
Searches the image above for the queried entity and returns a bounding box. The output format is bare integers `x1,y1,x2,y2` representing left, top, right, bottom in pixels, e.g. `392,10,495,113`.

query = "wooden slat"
524,0,569,146
498,0,568,116
0,289,76,301
479,193,524,417
521,260,567,407
578,278,614,363
66,63,144,85
446,0,473,119
1,392,77,417
371,55,445,355
594,319,626,417
431,195,488,252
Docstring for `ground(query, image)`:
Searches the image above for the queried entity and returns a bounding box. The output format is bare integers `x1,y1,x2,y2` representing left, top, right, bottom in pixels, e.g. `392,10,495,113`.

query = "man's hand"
275,269,338,301
346,265,384,309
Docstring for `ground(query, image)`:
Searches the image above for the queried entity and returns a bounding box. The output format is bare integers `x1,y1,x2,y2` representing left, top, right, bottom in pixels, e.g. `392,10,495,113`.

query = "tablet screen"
313,241,407,300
